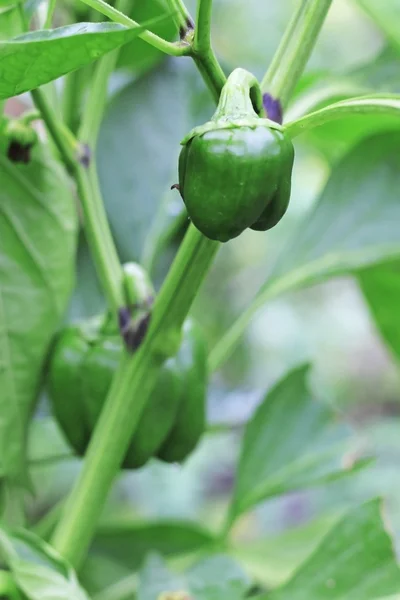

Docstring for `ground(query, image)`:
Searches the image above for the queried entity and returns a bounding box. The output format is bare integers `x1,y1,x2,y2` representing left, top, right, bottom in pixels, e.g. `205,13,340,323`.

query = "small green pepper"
176,68,294,242
47,315,208,470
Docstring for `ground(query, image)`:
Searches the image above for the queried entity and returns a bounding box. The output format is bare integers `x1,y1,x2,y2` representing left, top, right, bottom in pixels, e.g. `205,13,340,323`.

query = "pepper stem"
212,68,265,121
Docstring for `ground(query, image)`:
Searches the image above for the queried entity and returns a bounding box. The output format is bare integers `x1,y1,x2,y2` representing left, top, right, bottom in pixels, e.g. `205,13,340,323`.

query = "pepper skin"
177,68,294,242
47,317,208,470
157,319,207,463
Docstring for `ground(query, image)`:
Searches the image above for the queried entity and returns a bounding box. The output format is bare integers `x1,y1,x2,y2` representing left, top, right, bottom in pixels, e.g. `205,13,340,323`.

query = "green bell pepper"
47,312,208,470
176,68,294,242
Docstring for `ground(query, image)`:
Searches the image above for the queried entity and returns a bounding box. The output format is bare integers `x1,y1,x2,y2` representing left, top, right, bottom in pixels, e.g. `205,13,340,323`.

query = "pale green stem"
62,69,87,133
192,0,226,102
166,0,194,35
44,0,57,28
78,50,118,147
261,0,333,108
77,0,191,56
30,89,77,171
261,0,307,92
31,88,124,313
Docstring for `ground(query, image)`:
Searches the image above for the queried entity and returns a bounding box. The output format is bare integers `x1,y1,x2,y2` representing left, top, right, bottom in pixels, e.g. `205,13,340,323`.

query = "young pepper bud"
119,262,155,352
5,118,38,164
176,68,294,242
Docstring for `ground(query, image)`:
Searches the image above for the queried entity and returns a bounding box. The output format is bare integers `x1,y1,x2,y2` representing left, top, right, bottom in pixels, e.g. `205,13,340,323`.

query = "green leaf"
210,132,400,372
0,141,77,484
232,512,340,588
357,0,400,55
268,131,400,285
358,260,400,362
227,365,362,525
0,22,148,100
285,48,400,161
285,95,400,139
287,47,400,126
90,520,216,572
0,528,90,599
267,500,400,600
117,0,177,75
97,59,213,263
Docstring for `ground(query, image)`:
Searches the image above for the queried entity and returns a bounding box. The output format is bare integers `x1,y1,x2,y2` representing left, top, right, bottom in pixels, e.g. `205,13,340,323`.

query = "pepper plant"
1,0,400,597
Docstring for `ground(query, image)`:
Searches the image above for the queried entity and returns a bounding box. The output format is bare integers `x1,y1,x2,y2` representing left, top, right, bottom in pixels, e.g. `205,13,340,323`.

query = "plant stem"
77,0,190,56
261,0,307,93
166,0,194,36
44,0,57,28
191,0,226,102
30,89,77,171
78,50,118,147
31,88,124,313
261,0,333,109
62,69,87,133
75,166,124,312
51,227,218,567
194,0,212,52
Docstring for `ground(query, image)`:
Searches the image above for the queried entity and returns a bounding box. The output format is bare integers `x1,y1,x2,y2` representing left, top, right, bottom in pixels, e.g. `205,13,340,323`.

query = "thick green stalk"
62,69,87,133
51,226,218,566
191,0,226,102
261,0,333,108
30,89,77,171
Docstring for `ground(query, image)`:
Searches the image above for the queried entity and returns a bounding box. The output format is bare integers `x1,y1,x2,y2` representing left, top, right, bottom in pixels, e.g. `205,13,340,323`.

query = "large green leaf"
232,513,340,589
0,22,149,100
97,58,213,263
210,132,400,372
117,0,177,75
0,528,89,599
90,520,216,571
227,366,363,526
0,141,77,484
267,500,400,600
358,260,400,362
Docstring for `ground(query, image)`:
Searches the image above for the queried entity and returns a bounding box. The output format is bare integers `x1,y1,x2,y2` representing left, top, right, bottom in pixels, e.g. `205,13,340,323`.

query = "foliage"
0,0,400,599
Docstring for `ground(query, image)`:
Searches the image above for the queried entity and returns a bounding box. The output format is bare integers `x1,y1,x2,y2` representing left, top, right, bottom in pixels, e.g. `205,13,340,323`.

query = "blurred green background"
17,0,400,590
